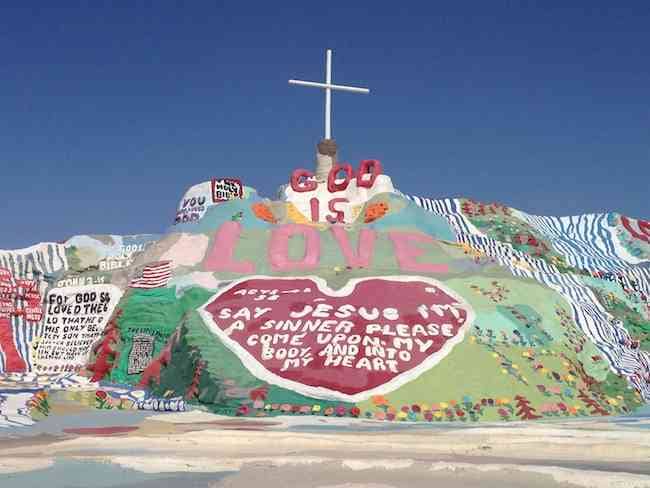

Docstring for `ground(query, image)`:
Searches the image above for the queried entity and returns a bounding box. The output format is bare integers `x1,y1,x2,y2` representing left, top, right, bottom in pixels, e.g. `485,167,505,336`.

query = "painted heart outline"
198,275,476,402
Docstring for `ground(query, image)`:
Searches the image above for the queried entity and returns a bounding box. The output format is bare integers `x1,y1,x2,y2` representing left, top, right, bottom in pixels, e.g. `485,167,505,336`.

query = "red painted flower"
497,408,508,417
349,407,361,417
386,412,396,421
335,405,346,417
424,411,434,422
411,404,421,413
95,390,107,400
557,402,567,411
456,410,465,417
249,386,268,401
400,405,410,413
236,404,250,416
446,409,454,418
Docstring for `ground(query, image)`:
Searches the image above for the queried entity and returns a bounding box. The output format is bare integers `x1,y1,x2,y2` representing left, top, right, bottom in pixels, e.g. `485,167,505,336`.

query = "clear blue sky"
1,2,649,249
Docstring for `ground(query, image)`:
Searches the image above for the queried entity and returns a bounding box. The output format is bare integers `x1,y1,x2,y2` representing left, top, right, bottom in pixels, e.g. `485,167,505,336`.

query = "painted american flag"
129,261,172,289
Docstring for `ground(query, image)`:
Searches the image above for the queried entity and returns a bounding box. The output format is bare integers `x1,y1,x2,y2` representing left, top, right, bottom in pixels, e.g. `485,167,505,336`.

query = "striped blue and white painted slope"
0,244,68,373
405,194,650,401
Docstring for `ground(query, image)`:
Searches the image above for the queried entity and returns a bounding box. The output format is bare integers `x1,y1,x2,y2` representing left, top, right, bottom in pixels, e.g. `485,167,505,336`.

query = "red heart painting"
199,276,475,402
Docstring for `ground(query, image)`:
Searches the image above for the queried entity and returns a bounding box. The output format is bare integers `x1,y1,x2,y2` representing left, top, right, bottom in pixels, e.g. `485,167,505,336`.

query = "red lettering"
356,159,382,188
310,197,320,222
327,163,354,193
326,198,349,224
290,169,317,193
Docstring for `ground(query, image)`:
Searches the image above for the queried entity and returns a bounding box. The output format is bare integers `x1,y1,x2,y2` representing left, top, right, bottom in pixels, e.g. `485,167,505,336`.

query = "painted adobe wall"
1,167,649,424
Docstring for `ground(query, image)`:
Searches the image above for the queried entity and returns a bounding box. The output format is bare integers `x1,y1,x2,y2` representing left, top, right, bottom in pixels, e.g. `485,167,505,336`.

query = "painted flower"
371,395,389,406
95,390,108,400
323,407,334,416
433,411,443,420
424,411,434,422
349,407,361,417
374,411,386,421
236,404,250,416
400,405,410,413
335,405,346,417
411,404,421,413
280,403,292,412
439,402,448,409
386,412,396,421
311,404,321,414
397,411,408,420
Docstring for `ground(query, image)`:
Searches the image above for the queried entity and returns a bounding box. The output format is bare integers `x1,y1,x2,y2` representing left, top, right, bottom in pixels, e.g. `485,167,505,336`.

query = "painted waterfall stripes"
404,194,650,400
0,244,68,373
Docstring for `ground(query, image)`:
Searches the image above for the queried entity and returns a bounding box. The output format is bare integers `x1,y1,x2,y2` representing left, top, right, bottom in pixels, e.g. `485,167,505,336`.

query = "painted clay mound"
1,166,649,427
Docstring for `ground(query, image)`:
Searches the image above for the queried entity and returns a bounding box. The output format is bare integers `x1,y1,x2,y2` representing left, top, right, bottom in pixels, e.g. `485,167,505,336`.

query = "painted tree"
86,309,122,382
577,389,609,416
514,395,541,420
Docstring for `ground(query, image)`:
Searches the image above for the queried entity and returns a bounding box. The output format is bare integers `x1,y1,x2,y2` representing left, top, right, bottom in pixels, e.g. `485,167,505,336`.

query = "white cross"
289,49,370,140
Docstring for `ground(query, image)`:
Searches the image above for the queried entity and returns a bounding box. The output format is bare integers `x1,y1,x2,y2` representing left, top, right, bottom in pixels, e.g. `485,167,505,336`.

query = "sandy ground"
1,410,650,487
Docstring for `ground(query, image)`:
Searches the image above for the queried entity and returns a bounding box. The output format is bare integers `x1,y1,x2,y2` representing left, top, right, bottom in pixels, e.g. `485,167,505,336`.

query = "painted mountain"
1,163,649,426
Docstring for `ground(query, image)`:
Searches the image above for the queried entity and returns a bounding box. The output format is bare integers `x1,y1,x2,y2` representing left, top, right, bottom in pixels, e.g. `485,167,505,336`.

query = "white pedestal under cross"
289,49,369,140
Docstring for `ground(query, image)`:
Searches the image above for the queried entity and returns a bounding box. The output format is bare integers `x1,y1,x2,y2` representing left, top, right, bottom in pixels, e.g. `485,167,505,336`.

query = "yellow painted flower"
492,353,499,358
566,374,575,382
607,398,618,406
311,404,321,413
470,336,477,343
616,395,624,400
500,398,510,404
439,402,448,409
521,351,530,358
574,405,582,410
501,369,508,374
420,403,430,411
562,361,570,368
512,364,519,370
397,411,408,420
433,411,443,419
541,368,549,374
